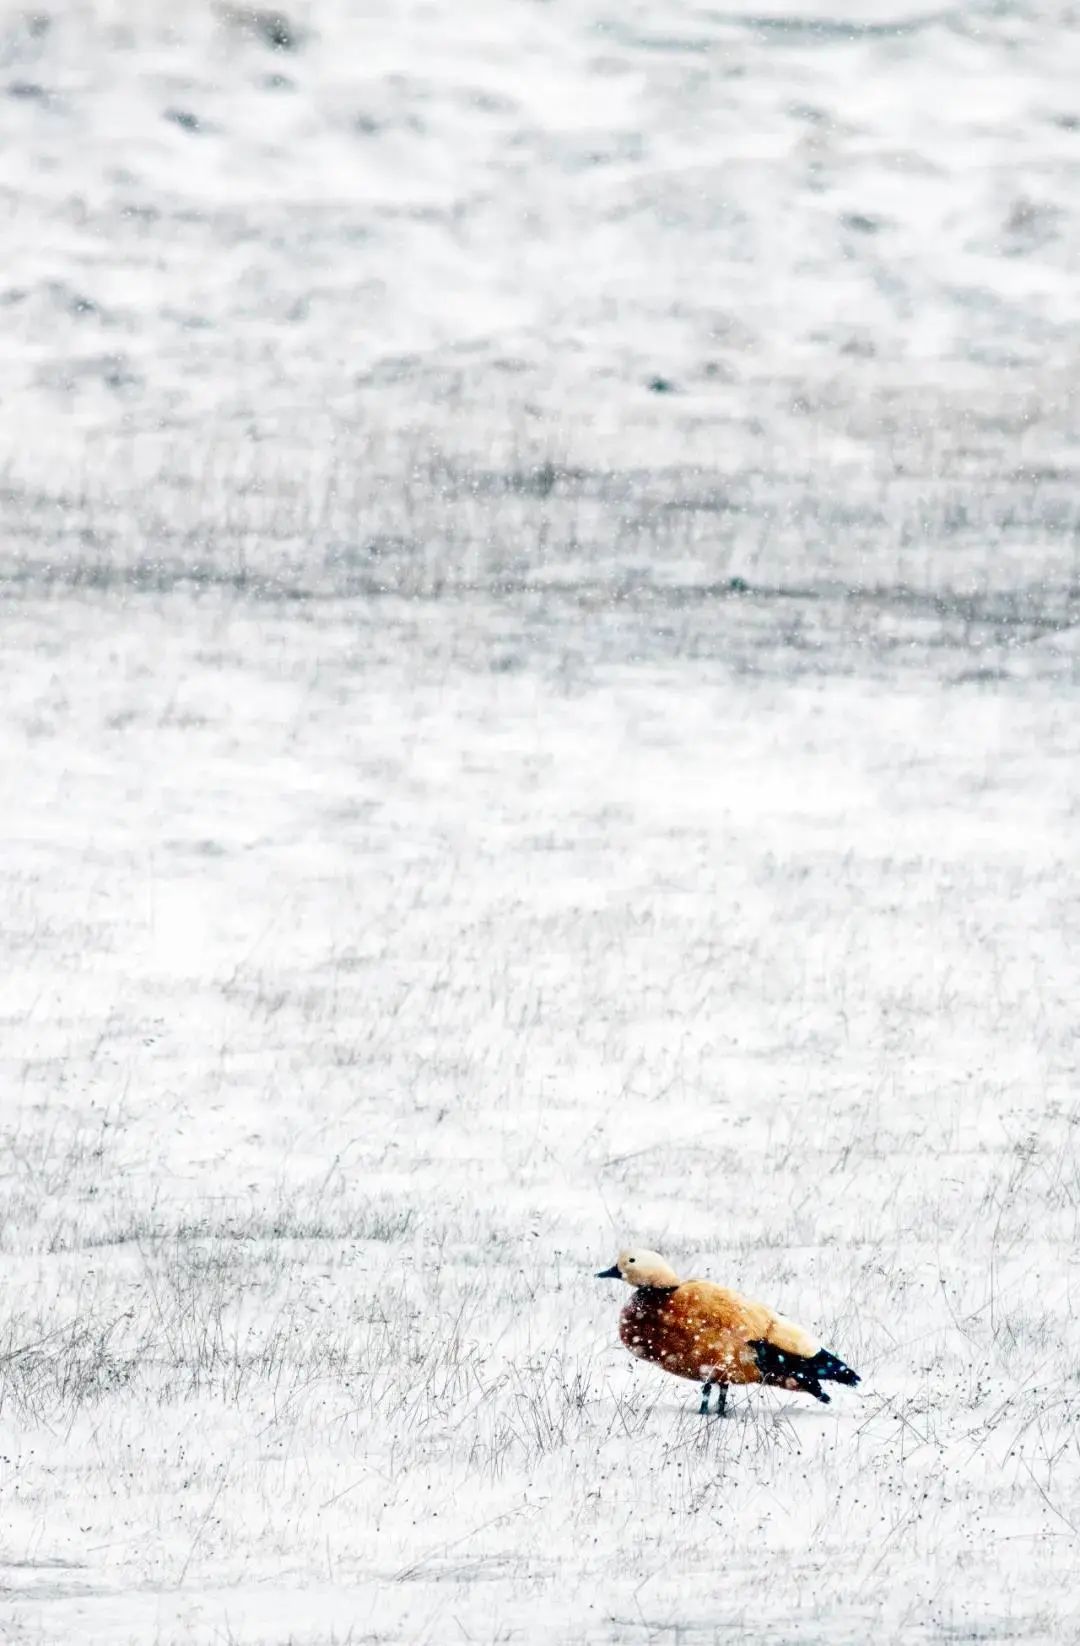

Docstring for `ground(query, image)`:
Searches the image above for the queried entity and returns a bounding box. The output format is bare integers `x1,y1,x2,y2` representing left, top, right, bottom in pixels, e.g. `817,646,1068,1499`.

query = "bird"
596,1248,860,1415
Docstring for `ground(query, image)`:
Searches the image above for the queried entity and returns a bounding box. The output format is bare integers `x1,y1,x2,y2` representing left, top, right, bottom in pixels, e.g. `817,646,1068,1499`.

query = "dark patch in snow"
49,283,100,319
228,8,304,52
164,108,204,133
733,10,958,40
842,211,882,234
951,667,1011,684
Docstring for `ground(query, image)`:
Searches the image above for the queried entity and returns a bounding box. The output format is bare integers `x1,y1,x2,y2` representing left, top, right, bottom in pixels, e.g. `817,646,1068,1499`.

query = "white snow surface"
3,1,1080,483
2,2,1080,1643
3,0,1080,618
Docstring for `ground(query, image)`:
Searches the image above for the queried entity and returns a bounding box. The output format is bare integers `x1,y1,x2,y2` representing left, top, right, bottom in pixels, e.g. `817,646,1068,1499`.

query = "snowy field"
3,2,1080,1643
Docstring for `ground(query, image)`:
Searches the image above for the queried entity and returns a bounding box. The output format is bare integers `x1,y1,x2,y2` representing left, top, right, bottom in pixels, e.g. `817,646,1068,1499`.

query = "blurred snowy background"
3,4,1080,1644
2,0,1079,648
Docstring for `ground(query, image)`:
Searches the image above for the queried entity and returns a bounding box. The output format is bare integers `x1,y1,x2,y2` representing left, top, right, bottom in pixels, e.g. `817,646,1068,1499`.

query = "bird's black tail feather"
749,1340,860,1404
810,1347,860,1387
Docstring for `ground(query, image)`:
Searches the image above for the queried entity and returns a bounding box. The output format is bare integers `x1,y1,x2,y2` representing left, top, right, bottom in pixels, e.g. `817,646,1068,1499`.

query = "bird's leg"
699,1381,714,1416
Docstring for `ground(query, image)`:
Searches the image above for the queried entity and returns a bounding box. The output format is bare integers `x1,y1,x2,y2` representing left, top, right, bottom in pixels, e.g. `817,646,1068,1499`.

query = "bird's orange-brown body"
619,1280,817,1391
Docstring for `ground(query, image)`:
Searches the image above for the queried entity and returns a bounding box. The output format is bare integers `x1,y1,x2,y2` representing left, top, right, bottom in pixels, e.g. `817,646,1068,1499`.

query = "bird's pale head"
595,1248,681,1289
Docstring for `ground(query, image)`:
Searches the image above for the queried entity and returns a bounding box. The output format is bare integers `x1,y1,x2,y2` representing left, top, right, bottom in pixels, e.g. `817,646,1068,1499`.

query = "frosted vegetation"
2,2,1079,1642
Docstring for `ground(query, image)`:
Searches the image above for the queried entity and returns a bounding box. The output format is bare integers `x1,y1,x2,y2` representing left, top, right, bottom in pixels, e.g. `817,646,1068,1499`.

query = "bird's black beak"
596,1264,621,1279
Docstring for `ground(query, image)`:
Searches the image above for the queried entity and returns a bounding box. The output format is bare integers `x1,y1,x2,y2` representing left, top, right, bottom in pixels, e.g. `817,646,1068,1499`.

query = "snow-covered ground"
3,595,1079,1643
2,3,1080,1643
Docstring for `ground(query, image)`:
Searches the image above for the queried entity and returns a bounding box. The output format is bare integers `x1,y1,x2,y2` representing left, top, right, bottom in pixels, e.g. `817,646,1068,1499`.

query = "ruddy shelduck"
596,1248,860,1414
